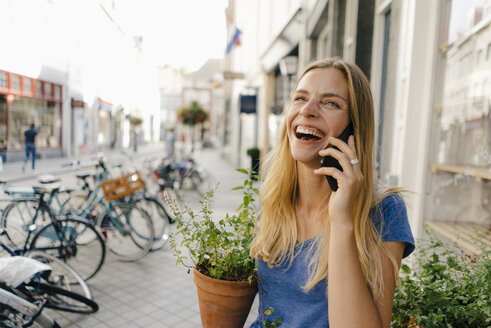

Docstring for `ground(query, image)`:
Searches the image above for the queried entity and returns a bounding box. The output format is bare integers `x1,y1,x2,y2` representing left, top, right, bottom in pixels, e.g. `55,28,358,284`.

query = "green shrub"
392,230,490,327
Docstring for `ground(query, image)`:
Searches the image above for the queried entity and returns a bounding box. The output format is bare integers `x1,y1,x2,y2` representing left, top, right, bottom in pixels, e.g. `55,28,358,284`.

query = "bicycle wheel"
96,203,154,262
24,282,98,314
0,288,60,328
140,197,170,251
1,200,46,248
29,217,106,281
25,251,93,300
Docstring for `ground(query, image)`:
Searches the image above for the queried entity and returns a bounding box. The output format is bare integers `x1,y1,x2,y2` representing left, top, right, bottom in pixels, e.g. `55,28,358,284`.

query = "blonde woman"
249,57,415,327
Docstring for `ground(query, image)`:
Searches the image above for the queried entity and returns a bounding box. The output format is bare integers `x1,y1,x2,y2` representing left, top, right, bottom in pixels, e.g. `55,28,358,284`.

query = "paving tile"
145,321,168,328
120,309,142,321
133,314,159,327
173,320,201,328
162,314,183,326
104,315,128,327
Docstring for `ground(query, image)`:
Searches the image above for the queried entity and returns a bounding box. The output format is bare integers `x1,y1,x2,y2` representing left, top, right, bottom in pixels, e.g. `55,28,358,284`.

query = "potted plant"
246,147,260,179
168,169,259,328
392,230,490,327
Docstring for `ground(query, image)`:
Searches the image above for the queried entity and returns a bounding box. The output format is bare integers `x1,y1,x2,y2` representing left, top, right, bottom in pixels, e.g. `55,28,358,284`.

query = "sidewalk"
12,145,260,327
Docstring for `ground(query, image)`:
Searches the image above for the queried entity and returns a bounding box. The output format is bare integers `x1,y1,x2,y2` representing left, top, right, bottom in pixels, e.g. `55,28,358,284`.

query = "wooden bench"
424,220,491,255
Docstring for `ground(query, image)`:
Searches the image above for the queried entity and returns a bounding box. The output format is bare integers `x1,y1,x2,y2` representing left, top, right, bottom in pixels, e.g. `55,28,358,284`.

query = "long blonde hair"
249,57,400,299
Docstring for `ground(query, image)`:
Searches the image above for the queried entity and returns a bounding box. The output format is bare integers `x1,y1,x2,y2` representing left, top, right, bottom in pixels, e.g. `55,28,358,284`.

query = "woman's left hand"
314,135,363,224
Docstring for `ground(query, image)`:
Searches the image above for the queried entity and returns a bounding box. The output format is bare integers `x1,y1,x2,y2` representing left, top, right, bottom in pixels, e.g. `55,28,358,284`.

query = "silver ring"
350,158,359,165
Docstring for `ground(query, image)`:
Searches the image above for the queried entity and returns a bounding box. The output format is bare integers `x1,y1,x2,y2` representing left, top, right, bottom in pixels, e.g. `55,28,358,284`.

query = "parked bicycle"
0,183,106,281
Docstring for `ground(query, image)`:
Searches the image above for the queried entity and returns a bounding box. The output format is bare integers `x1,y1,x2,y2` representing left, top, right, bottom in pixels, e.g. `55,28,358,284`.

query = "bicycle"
0,184,106,281
66,158,163,255
156,155,213,197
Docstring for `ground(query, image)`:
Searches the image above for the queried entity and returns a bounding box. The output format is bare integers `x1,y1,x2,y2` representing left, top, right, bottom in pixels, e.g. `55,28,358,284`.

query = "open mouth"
295,126,325,141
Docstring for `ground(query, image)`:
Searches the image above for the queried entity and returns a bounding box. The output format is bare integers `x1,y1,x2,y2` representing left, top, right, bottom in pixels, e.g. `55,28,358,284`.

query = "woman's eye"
294,96,307,102
322,100,340,108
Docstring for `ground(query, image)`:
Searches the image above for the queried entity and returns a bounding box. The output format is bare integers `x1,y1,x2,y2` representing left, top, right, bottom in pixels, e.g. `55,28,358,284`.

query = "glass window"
45,83,52,97
425,1,491,225
24,78,31,93
0,72,7,88
7,97,61,149
36,81,43,96
54,85,61,99
11,75,20,90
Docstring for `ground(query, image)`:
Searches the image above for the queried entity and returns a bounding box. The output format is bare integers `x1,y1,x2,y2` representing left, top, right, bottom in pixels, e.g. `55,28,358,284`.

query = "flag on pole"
226,24,242,55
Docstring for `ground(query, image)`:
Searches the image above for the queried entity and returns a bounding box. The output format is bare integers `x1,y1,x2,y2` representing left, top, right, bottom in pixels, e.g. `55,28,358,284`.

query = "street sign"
240,95,256,114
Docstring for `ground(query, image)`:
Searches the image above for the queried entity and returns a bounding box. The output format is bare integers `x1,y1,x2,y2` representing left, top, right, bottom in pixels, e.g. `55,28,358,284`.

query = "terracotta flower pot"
193,269,258,328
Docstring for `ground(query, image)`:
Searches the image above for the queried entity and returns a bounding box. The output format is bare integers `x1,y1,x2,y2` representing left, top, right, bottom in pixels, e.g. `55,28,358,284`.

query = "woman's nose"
299,99,318,117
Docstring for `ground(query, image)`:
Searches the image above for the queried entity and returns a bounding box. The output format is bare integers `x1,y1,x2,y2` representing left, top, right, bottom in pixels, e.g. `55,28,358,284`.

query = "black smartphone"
320,122,354,191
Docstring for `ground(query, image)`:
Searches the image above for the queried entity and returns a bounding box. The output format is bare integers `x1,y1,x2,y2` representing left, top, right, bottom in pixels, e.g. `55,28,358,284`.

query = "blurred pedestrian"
249,57,415,327
23,123,38,172
166,127,176,157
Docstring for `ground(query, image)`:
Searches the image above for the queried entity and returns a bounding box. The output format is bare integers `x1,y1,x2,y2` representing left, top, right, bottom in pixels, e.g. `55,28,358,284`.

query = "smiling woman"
248,57,415,328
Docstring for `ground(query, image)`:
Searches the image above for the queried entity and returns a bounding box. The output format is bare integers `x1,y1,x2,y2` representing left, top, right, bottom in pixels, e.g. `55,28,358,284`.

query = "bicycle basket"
100,171,145,201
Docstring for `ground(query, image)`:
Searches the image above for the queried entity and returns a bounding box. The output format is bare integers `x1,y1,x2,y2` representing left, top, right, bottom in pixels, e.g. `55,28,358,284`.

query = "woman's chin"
291,150,322,165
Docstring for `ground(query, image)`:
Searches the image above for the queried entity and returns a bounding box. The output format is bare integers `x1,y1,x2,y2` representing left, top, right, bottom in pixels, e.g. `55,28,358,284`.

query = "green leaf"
401,264,411,274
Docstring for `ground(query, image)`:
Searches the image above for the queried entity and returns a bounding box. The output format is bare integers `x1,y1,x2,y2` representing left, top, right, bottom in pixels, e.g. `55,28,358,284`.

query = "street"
0,144,259,327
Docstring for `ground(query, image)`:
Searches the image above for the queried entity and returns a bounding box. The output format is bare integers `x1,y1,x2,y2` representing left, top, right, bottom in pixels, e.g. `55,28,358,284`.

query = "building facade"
224,0,491,239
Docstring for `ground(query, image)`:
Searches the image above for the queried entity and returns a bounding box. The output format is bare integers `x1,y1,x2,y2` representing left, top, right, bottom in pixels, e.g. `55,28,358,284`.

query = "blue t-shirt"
250,195,415,328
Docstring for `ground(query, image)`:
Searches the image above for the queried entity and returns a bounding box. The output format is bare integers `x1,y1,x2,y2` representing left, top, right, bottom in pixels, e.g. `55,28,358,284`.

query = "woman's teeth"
296,126,324,140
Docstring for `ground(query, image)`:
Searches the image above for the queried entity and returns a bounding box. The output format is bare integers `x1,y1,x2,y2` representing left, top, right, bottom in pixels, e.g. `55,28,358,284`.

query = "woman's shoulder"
371,192,407,222
371,192,415,258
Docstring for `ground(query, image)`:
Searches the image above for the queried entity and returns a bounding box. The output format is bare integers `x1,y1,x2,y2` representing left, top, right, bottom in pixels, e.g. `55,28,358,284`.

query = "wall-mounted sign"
240,95,257,114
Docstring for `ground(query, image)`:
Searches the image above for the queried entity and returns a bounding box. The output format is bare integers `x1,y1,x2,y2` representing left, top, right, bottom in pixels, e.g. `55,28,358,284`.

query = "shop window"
11,75,20,91
425,1,491,225
7,97,61,149
0,72,7,89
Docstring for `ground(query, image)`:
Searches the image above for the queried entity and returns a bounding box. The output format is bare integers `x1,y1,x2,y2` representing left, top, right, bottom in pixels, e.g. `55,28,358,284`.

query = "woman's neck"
295,162,331,241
